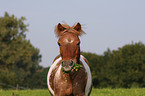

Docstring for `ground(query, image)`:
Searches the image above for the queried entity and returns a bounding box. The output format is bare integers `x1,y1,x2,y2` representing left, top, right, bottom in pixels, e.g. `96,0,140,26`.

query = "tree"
24,67,49,89
82,42,145,88
0,12,41,88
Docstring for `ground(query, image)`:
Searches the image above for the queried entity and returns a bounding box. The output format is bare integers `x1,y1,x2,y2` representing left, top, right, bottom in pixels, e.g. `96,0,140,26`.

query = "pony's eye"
58,42,61,46
77,42,80,45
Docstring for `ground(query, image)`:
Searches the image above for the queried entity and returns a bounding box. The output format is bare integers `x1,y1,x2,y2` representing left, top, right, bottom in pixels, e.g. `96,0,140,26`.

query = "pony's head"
55,23,85,72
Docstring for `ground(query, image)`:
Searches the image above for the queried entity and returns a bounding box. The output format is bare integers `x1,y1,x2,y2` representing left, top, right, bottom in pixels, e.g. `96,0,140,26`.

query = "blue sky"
0,0,145,67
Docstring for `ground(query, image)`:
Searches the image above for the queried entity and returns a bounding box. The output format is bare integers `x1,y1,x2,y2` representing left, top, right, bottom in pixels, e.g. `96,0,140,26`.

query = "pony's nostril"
62,61,65,67
69,60,74,66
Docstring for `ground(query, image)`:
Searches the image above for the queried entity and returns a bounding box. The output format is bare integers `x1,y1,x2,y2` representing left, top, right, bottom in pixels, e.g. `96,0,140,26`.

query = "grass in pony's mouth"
72,63,83,71
62,63,83,74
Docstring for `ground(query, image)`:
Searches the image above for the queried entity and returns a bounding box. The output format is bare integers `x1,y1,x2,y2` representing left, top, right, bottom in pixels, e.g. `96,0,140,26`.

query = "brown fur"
49,59,87,96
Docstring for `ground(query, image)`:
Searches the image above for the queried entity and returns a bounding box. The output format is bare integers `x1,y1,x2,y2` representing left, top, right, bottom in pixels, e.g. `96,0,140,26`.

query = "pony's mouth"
62,61,83,73
61,60,75,73
62,66,74,73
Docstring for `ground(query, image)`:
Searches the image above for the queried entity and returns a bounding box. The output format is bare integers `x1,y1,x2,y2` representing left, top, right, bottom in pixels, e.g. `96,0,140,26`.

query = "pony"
47,22,92,96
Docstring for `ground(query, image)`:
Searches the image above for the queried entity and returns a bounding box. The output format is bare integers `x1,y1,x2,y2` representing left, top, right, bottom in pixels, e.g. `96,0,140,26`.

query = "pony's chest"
54,65,73,95
54,65,87,95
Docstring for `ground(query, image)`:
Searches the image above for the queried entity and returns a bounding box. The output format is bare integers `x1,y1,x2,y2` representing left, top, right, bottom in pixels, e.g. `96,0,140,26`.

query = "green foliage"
82,42,145,88
24,67,49,89
73,63,83,71
0,12,41,89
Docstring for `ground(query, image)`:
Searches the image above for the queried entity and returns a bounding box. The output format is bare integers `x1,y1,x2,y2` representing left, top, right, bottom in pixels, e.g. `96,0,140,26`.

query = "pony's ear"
73,22,81,32
55,23,66,37
57,23,66,32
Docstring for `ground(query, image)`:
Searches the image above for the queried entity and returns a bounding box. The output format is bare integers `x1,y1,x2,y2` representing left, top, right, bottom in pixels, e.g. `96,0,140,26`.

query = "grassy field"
0,88,145,96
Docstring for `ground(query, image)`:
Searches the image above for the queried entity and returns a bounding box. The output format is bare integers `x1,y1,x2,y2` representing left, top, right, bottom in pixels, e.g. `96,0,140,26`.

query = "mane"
55,23,85,37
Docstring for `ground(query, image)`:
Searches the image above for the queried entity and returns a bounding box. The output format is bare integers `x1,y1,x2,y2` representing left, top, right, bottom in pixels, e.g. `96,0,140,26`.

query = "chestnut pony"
47,23,92,96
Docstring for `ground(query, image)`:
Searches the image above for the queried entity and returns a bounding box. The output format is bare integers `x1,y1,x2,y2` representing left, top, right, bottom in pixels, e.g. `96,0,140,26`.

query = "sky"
0,0,145,67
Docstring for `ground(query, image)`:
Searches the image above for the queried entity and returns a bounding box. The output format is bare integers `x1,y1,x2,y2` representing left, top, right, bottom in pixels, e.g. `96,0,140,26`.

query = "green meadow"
0,88,145,96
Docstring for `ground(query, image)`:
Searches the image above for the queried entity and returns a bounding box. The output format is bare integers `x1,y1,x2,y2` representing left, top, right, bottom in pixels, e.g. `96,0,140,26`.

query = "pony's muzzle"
61,60,75,72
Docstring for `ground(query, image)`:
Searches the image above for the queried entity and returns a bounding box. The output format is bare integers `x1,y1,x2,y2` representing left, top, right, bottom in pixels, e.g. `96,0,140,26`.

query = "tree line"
0,12,145,89
82,42,145,88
